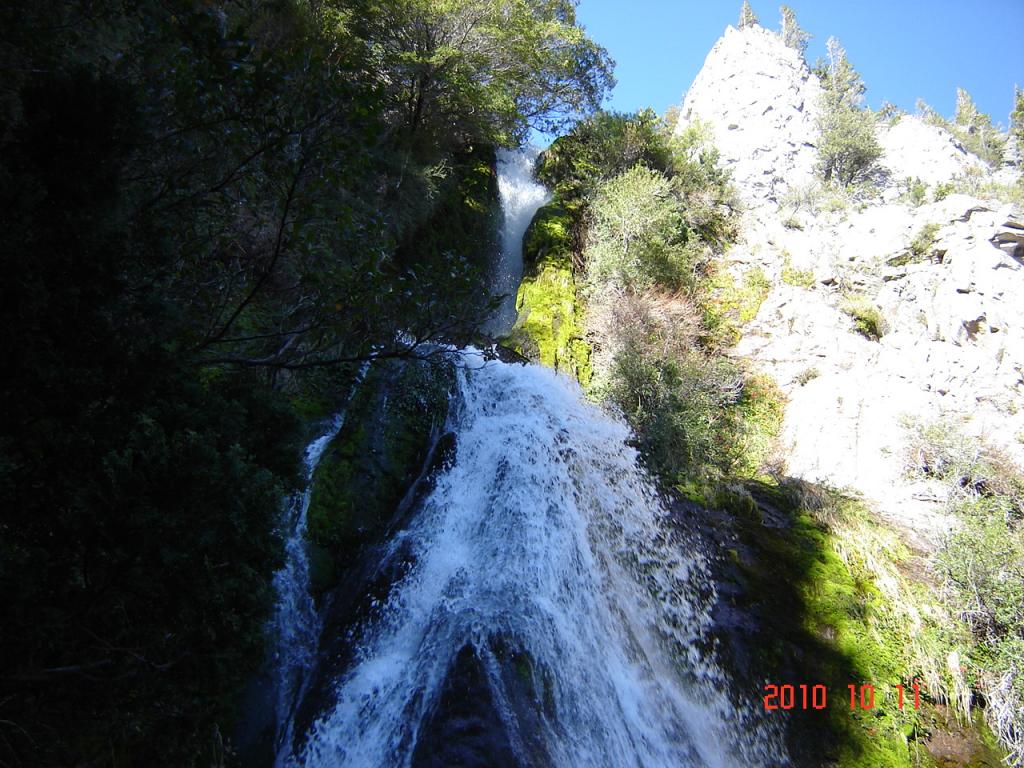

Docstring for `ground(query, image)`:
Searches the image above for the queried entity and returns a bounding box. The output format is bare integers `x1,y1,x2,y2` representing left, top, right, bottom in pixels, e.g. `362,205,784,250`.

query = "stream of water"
484,147,550,337
268,150,784,767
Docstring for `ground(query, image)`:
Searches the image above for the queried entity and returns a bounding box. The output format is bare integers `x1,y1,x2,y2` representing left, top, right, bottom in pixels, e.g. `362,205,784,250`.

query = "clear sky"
574,0,1024,126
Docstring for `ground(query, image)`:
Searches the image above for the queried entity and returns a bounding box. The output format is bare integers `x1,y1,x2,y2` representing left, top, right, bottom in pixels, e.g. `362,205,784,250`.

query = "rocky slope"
677,22,1024,545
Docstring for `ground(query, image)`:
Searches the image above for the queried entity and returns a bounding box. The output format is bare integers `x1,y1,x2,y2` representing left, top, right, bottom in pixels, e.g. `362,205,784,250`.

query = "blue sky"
574,0,1024,126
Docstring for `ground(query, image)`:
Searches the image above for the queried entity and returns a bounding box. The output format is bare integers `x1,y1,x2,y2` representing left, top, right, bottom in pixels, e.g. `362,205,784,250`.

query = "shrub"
585,166,696,291
917,92,1006,168
794,366,820,385
934,181,955,201
840,294,887,340
701,266,772,346
905,419,1024,760
782,255,815,288
593,288,744,481
902,176,928,206
909,222,941,259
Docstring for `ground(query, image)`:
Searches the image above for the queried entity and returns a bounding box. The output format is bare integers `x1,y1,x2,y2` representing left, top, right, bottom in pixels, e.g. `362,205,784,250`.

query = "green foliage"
901,176,928,206
909,222,941,259
0,0,611,763
1012,86,1024,148
878,100,905,126
779,5,810,55
954,87,1006,167
904,419,1024,759
739,0,759,28
918,91,1006,168
537,108,676,202
816,38,882,187
702,266,772,346
781,256,816,288
721,481,977,767
732,374,787,477
841,294,888,340
585,166,703,292
604,320,745,481
942,166,1024,207
934,181,956,201
353,0,614,146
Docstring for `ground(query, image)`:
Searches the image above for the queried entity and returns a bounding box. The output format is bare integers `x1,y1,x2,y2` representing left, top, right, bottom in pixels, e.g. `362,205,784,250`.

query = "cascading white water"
288,353,785,767
484,147,550,337
269,416,343,763
269,364,369,766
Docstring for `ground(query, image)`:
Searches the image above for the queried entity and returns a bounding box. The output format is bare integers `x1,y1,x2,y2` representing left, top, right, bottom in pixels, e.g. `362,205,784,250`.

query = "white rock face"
678,24,1024,547
734,198,1024,547
675,24,821,206
877,116,986,188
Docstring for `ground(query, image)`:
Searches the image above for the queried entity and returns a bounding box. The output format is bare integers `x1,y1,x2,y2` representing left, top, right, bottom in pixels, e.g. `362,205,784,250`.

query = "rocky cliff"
675,24,821,206
677,22,1024,545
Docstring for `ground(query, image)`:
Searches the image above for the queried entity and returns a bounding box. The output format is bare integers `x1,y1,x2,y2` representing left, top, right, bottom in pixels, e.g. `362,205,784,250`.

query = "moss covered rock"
305,358,455,593
506,202,591,384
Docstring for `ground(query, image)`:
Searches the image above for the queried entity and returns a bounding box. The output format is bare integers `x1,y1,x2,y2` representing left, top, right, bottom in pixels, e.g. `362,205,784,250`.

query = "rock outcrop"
877,116,987,189
678,22,1024,545
674,24,821,206
734,197,1024,544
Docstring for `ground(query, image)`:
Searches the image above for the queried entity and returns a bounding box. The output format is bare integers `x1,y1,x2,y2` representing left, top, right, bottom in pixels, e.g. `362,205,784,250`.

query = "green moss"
716,482,989,767
304,359,455,593
506,202,591,384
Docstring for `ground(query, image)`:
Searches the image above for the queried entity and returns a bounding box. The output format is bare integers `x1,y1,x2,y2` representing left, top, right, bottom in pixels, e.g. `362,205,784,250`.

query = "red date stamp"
763,682,923,711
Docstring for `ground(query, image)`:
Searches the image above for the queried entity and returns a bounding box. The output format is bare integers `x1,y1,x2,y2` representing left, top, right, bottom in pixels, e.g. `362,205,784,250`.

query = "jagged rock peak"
675,23,822,206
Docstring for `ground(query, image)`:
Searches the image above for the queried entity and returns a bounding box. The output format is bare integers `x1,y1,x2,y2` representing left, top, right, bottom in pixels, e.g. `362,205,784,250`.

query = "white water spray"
289,354,784,767
485,147,550,337
269,365,368,765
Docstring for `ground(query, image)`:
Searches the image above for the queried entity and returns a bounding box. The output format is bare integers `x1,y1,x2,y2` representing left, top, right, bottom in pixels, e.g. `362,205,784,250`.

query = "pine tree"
739,1,758,29
955,87,981,130
780,5,810,55
1011,86,1024,148
954,87,1005,166
815,37,881,187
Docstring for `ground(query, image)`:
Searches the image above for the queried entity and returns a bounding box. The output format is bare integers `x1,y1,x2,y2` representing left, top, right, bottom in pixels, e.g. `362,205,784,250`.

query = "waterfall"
485,147,550,337
286,353,785,767
268,365,368,766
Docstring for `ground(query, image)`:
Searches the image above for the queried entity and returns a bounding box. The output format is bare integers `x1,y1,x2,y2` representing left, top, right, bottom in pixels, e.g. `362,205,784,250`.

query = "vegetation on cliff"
0,1,610,764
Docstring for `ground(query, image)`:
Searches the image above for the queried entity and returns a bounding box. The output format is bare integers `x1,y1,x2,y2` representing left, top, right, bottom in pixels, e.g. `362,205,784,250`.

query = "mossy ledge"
682,480,1005,768
304,358,455,595
505,201,591,384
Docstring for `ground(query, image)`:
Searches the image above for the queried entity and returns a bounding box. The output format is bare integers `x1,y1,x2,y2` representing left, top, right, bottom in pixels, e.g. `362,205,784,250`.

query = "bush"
902,176,928,206
840,294,887,340
585,166,698,291
782,255,816,288
794,366,820,385
701,266,772,346
906,419,1024,760
910,222,941,259
918,91,1006,168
